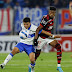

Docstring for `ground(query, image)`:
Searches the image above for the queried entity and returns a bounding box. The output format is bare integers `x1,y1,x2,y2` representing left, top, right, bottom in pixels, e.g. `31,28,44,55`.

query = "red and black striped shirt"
39,14,54,39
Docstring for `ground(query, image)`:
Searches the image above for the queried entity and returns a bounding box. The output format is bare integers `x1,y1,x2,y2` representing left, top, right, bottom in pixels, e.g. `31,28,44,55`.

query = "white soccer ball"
19,32,27,39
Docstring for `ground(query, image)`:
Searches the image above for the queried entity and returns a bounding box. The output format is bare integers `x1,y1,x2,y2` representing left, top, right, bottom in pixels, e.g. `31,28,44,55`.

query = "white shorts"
37,37,55,50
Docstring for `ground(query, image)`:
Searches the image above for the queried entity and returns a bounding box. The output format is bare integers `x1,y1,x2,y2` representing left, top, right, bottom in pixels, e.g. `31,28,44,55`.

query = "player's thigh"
11,47,20,55
29,52,35,61
49,40,58,47
15,42,25,52
37,37,47,50
24,45,35,56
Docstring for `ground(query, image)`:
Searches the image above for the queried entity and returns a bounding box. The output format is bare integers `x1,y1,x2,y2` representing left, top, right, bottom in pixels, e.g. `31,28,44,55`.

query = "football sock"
55,43,62,66
57,64,61,67
3,53,14,65
31,63,35,67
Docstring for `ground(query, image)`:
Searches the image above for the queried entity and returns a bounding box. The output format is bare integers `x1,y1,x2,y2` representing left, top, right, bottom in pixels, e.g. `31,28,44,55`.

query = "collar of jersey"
28,25,31,30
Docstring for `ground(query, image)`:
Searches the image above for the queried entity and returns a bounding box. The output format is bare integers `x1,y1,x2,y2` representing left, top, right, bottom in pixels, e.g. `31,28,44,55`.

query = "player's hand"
34,39,38,46
54,35,61,38
68,24,72,26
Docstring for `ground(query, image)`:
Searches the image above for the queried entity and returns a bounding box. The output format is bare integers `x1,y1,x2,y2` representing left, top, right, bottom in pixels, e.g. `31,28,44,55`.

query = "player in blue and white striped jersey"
0,17,42,72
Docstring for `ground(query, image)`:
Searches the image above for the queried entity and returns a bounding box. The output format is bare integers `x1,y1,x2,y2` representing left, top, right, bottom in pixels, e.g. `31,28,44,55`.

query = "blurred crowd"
0,0,71,9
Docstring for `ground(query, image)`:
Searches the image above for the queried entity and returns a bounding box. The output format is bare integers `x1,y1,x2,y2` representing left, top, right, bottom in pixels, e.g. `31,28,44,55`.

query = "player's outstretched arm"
41,30,61,38
68,24,72,26
41,30,53,37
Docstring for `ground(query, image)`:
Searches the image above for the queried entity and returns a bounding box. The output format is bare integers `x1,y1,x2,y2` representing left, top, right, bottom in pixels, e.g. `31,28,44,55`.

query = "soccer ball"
19,32,27,39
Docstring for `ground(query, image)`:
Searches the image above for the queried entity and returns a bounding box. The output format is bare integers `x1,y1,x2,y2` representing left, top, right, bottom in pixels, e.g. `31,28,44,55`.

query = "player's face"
23,22,31,29
49,10,56,18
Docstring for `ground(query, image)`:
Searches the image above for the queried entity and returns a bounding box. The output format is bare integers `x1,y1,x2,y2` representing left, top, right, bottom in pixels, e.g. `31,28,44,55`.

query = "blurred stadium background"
0,0,72,72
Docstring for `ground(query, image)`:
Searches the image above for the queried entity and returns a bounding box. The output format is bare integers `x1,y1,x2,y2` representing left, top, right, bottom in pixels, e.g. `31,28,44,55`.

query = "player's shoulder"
42,14,49,19
42,15,47,19
43,15,47,17
31,24,37,29
30,24,37,31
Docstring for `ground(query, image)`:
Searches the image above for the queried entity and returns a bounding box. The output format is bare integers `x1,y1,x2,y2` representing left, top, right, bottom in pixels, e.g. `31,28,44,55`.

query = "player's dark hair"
50,6,56,11
23,17,30,22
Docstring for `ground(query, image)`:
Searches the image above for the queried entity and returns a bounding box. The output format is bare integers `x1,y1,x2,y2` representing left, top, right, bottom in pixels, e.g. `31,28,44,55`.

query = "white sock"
57,64,61,67
3,53,14,65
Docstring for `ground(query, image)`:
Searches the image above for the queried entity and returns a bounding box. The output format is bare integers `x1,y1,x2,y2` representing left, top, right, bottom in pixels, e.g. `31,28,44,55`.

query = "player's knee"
11,47,20,55
50,40,58,47
36,49,41,54
53,40,58,46
54,40,58,44
30,57,35,63
30,59,35,63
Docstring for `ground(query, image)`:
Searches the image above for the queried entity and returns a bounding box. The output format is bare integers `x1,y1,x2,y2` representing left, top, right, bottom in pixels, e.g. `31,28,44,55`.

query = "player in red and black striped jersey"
34,6,63,72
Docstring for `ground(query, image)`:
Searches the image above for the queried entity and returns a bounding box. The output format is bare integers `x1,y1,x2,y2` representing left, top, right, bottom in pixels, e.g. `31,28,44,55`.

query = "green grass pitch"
0,52,72,72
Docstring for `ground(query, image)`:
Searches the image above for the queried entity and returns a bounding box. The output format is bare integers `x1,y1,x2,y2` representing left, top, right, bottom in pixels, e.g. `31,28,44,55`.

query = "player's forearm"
41,30,53,37
34,28,40,39
34,25,43,39
68,24,72,26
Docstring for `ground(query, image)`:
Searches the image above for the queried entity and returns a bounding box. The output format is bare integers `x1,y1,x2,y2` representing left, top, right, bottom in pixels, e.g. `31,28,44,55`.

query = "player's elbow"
36,27,41,34
36,28,39,32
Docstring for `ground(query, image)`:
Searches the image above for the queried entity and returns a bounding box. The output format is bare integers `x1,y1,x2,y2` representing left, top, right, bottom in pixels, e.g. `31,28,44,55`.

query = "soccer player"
34,6,63,72
0,17,43,72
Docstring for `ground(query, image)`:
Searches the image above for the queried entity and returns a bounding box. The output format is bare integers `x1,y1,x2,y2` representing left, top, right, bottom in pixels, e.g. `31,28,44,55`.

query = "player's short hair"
23,17,30,22
50,6,56,11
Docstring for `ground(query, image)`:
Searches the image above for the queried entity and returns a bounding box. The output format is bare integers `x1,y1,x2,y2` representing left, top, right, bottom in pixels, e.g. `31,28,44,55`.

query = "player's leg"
35,37,46,61
0,42,24,69
49,40,62,66
24,45,35,72
29,52,35,64
35,49,41,61
0,47,20,69
49,40,63,72
28,52,35,72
